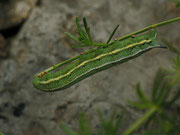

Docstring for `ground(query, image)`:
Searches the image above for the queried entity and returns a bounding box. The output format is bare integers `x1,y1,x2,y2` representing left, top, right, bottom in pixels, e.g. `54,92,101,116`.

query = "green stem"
41,17,180,74
45,55,81,73
122,106,158,135
106,24,120,44
72,43,107,48
115,17,180,42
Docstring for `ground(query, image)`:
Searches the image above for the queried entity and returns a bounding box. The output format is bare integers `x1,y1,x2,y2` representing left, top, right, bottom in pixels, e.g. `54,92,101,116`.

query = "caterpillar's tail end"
158,44,167,49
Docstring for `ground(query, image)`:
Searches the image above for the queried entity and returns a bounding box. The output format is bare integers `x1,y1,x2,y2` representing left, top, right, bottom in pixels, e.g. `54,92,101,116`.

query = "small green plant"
65,17,120,48
60,110,124,135
124,40,180,135
60,112,92,135
97,110,124,135
125,68,180,135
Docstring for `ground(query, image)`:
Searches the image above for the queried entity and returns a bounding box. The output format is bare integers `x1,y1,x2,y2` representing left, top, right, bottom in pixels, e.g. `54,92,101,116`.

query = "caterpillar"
32,17,171,92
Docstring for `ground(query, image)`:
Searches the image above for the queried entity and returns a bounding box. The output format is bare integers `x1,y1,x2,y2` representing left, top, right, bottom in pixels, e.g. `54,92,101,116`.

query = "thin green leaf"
60,124,78,135
79,39,89,44
110,110,117,122
83,17,93,43
156,80,171,106
114,111,124,134
76,17,85,36
97,109,106,127
167,57,180,85
136,83,149,103
107,110,118,134
75,17,90,44
78,112,92,135
97,109,123,135
83,17,88,30
152,69,166,102
65,32,81,42
172,56,180,69
106,24,120,44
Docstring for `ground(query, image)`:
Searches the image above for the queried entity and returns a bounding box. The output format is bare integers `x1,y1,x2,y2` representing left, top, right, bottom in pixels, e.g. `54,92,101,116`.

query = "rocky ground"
0,0,180,135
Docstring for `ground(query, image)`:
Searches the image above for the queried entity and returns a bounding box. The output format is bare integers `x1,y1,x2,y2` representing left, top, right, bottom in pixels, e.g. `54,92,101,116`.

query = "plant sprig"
125,66,180,135
65,17,119,48
65,17,180,48
60,110,124,135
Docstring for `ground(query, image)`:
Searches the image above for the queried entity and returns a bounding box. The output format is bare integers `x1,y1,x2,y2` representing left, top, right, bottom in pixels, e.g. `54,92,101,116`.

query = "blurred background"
0,0,180,135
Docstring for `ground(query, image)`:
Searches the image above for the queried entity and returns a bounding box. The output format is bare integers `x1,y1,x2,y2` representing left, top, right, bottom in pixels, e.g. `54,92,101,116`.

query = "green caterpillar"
32,17,180,92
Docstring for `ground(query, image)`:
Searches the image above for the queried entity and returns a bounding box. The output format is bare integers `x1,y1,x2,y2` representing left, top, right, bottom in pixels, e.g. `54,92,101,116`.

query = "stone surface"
0,34,9,58
0,0,38,30
0,0,180,135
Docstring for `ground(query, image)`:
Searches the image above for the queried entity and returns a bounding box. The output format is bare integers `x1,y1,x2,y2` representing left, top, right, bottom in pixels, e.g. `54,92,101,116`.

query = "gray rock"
0,0,179,135
0,0,38,30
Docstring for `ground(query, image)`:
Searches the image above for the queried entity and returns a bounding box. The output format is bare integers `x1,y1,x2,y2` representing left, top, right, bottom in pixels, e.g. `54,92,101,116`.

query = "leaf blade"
65,32,81,42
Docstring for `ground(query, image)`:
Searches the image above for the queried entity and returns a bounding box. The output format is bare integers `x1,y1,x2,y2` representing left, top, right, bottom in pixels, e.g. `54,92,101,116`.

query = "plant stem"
45,54,81,73
122,106,157,135
40,17,180,74
116,17,180,42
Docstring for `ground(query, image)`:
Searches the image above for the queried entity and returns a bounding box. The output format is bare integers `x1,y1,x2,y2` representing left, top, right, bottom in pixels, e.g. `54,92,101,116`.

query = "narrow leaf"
136,83,149,103
75,17,90,44
152,69,166,102
114,111,124,134
83,17,93,43
60,124,78,135
97,109,106,127
106,24,120,44
65,32,81,42
156,80,171,106
78,112,92,135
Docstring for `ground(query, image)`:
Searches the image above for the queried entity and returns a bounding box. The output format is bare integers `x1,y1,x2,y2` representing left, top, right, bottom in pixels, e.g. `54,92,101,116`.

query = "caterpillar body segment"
32,29,163,91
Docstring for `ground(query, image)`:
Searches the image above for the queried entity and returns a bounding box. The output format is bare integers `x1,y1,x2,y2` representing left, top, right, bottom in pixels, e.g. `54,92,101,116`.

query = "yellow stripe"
41,39,151,84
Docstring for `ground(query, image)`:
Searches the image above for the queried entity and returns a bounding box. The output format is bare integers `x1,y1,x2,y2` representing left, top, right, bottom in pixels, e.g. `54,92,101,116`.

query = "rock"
0,0,180,135
0,0,38,30
0,34,8,58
